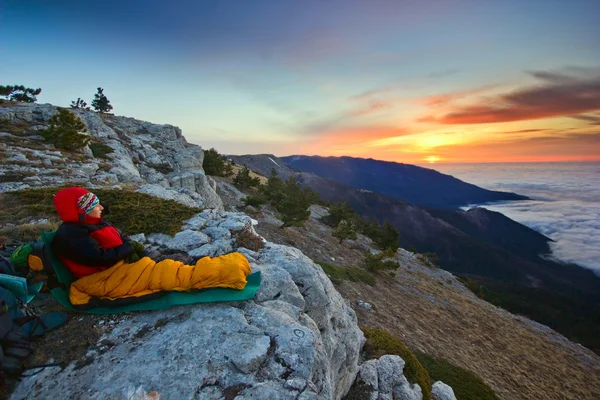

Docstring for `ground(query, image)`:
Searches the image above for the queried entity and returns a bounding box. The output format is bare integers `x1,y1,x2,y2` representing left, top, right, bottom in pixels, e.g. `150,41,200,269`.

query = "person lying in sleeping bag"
51,187,251,307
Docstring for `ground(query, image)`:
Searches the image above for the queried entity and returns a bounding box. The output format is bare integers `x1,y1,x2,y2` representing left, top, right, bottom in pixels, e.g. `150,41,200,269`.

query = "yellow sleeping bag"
69,252,251,306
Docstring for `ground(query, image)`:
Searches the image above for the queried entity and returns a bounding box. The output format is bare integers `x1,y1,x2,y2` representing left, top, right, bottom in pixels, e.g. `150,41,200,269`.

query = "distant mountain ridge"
229,153,600,353
281,155,529,208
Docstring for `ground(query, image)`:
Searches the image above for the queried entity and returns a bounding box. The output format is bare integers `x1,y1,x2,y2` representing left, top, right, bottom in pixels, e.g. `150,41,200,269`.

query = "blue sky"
2,0,599,163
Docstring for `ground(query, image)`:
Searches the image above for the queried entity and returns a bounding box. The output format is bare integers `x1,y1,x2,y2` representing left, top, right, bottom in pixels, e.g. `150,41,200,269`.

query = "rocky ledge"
10,210,453,400
0,102,222,209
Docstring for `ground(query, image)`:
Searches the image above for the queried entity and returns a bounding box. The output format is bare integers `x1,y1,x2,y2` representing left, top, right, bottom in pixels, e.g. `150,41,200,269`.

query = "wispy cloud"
421,68,600,124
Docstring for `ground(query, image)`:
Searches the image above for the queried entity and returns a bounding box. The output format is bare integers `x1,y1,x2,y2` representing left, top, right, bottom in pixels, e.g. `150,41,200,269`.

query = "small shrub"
40,109,90,151
373,221,399,252
316,261,376,286
364,251,398,272
235,227,264,252
89,141,114,158
203,148,233,176
276,178,319,227
243,194,267,208
233,167,261,190
362,328,432,400
415,351,499,400
332,219,358,243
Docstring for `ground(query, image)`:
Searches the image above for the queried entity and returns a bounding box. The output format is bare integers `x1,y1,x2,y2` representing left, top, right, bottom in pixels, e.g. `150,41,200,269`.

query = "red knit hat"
54,187,100,223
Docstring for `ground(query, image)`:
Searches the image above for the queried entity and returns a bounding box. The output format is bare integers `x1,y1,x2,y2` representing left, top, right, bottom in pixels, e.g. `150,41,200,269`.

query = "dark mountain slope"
229,153,600,351
282,155,528,208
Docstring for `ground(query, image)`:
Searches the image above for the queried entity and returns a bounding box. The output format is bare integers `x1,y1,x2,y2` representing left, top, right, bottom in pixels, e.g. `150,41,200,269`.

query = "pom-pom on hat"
54,187,101,223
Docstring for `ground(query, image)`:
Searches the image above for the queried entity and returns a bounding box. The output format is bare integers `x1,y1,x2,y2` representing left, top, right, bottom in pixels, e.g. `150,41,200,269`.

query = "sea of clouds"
432,162,600,275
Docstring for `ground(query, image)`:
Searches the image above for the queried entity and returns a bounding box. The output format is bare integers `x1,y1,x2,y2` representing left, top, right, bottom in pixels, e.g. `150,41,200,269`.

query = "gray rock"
0,103,224,209
169,229,210,251
182,214,207,230
128,233,146,243
188,239,233,258
258,243,364,399
11,238,366,400
203,226,232,240
431,381,456,400
356,300,373,311
357,355,422,400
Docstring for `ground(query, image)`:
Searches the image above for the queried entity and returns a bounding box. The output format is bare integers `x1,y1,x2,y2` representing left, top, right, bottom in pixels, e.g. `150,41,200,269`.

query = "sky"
1,0,599,164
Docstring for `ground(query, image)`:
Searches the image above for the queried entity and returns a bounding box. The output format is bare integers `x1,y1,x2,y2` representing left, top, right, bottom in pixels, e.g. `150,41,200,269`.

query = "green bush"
415,351,499,400
40,109,90,151
243,194,268,207
332,219,358,243
233,167,261,190
362,328,432,400
364,251,398,272
316,261,375,286
203,148,233,176
373,221,400,252
89,141,114,158
276,178,319,227
260,169,286,203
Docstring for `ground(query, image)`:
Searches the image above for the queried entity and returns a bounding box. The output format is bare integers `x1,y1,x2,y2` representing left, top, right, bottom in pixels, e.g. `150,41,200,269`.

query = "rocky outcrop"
356,355,423,400
0,103,222,209
10,209,453,399
11,210,364,399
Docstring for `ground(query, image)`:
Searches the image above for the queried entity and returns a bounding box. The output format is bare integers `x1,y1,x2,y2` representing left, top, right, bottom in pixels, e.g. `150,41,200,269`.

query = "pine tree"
374,221,400,252
276,178,319,227
332,219,358,243
40,109,90,150
233,167,261,190
70,98,90,110
203,148,233,176
325,201,357,227
0,85,42,102
261,169,286,204
91,87,113,113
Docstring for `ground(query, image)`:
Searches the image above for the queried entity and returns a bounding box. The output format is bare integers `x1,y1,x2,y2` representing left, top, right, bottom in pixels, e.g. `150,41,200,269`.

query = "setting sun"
424,156,441,164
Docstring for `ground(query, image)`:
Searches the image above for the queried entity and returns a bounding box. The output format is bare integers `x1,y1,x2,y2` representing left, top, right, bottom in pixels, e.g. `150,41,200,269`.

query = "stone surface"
431,381,456,400
11,210,367,400
0,103,222,210
357,355,423,400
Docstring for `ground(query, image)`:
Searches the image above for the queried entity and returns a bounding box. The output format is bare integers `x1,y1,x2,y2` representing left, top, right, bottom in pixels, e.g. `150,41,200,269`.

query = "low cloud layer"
435,163,600,274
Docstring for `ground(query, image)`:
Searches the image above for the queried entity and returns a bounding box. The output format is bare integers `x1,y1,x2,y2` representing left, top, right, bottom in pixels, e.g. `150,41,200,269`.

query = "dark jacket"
52,220,134,278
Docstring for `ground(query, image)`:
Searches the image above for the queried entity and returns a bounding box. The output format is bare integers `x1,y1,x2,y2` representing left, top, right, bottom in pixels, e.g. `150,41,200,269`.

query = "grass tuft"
415,351,499,400
316,261,376,286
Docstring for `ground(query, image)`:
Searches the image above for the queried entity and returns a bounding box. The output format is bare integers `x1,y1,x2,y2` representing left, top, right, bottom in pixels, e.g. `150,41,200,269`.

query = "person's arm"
57,227,134,267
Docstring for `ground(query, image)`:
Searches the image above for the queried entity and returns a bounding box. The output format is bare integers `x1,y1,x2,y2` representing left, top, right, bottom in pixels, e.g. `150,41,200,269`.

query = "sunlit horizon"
2,0,599,164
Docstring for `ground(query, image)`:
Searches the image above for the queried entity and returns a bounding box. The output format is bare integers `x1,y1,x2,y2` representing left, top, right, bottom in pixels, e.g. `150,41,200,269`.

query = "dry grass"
250,204,600,400
230,164,268,185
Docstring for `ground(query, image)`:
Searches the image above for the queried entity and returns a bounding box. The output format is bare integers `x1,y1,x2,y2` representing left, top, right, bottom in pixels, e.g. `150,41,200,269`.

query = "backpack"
0,241,67,382
6,241,58,292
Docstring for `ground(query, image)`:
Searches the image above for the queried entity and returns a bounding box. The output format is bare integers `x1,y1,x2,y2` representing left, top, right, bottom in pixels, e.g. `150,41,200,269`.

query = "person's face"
88,204,104,218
